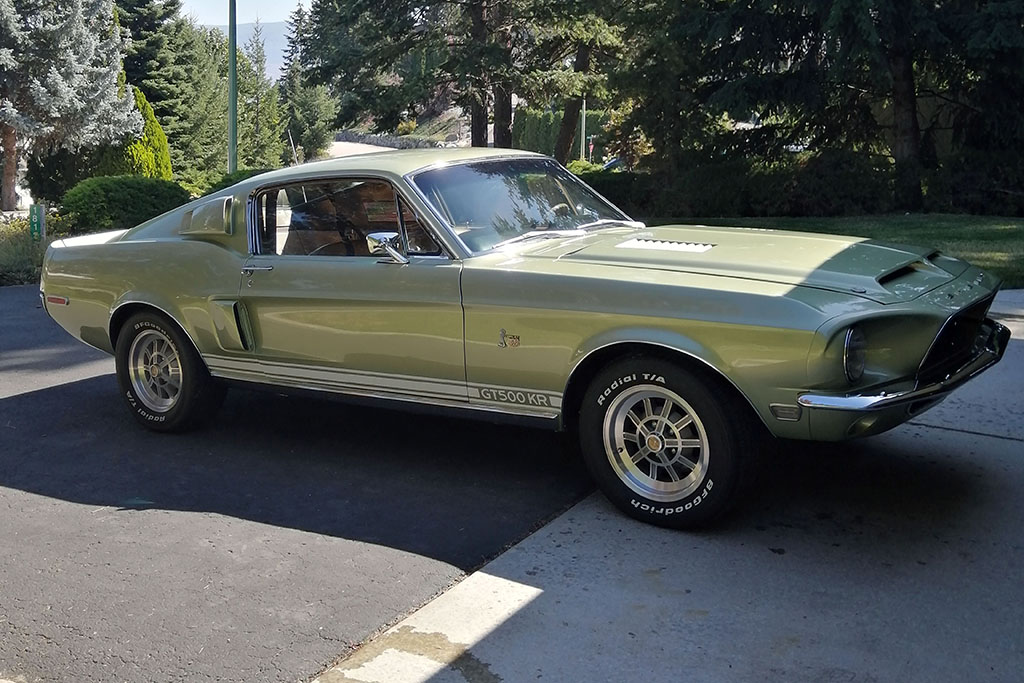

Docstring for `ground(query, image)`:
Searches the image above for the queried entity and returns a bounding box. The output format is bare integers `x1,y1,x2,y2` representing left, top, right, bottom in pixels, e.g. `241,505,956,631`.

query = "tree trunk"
468,0,489,148
1,124,18,211
493,84,512,148
888,46,922,210
553,44,593,165
471,98,488,148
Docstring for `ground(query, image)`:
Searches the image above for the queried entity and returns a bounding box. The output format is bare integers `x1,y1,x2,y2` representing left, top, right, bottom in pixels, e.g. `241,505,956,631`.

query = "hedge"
512,108,610,160
60,176,192,234
576,150,895,218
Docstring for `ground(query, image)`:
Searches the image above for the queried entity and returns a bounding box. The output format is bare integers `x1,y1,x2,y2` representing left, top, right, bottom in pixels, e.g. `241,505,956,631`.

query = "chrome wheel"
602,384,710,502
128,329,182,413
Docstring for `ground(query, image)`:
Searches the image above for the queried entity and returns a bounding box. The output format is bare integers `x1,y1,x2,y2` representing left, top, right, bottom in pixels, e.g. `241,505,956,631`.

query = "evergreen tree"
521,0,624,163
26,86,172,202
0,0,141,210
289,84,338,161
279,5,337,162
164,19,228,191
115,0,183,119
237,21,285,169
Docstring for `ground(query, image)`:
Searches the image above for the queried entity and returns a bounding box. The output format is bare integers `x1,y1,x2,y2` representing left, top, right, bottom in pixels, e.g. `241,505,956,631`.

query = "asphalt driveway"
0,285,591,682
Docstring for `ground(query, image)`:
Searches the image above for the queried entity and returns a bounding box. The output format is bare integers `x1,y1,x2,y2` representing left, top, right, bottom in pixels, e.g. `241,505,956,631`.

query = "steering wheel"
309,240,354,256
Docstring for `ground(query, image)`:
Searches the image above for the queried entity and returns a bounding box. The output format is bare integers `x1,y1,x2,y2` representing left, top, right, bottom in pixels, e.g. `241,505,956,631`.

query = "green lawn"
646,213,1024,288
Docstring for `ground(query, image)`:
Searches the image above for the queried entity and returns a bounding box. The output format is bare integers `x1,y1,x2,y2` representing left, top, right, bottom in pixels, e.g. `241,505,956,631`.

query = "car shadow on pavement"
722,429,980,547
0,375,592,571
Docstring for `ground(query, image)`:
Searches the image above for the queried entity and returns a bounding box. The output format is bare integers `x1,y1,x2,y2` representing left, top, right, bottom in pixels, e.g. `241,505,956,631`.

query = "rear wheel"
115,312,225,432
579,356,754,528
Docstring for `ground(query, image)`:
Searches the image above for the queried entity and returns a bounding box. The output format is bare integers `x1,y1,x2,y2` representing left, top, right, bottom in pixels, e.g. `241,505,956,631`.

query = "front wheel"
578,356,754,529
115,312,225,432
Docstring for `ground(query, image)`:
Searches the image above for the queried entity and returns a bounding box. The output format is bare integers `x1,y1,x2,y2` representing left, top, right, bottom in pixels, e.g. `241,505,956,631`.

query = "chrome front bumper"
798,319,1011,412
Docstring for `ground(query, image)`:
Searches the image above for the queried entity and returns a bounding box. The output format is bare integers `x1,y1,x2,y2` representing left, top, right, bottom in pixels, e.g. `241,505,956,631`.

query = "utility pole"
227,0,238,173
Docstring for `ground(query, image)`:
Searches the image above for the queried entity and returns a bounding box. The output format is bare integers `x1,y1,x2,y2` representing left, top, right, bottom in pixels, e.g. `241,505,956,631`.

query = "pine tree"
115,0,183,114
237,21,285,169
290,84,338,161
279,5,337,163
0,0,141,210
164,20,228,191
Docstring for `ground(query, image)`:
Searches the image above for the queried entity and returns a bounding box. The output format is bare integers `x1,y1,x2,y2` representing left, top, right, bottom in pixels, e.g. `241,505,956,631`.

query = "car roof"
236,147,547,189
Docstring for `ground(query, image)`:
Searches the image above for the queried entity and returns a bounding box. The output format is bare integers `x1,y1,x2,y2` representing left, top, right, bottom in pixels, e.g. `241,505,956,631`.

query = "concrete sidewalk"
315,293,1024,683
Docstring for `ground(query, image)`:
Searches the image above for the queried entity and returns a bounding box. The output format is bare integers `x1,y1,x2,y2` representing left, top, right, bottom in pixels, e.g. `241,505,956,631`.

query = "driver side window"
255,178,404,257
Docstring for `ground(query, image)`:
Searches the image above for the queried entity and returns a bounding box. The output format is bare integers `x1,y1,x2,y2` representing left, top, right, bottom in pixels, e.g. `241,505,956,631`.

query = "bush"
566,159,605,174
926,149,1024,216
0,219,51,285
60,176,192,234
576,170,662,217
96,87,173,181
396,119,418,136
575,150,893,219
203,168,276,196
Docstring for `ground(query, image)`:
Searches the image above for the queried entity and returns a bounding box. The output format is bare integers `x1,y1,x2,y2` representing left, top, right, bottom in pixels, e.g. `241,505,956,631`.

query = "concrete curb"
991,289,1024,321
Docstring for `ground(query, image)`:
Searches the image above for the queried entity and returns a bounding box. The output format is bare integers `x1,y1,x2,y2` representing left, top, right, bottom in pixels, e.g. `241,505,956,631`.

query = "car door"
234,176,467,404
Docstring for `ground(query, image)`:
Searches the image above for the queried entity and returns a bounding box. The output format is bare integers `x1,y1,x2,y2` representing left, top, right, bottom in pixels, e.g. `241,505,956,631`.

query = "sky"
179,0,308,26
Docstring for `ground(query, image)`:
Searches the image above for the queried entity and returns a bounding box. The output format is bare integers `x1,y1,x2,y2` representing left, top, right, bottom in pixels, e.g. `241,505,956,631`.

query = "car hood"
518,224,969,304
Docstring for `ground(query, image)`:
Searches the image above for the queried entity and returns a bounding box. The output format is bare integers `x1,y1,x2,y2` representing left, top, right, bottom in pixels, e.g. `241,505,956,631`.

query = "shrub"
60,176,191,234
203,168,276,196
779,150,892,216
926,149,1024,216
573,150,893,219
576,170,661,217
0,219,52,286
566,159,605,175
94,87,173,181
396,119,418,136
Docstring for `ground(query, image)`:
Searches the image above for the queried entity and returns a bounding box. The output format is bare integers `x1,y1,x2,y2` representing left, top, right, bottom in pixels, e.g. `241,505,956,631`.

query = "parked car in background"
40,148,1010,528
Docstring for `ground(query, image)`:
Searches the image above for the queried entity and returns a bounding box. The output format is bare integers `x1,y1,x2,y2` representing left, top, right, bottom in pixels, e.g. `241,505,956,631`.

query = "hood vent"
616,237,715,253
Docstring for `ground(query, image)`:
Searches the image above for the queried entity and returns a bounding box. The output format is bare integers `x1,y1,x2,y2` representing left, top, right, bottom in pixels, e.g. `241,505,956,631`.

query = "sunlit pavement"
315,293,1024,683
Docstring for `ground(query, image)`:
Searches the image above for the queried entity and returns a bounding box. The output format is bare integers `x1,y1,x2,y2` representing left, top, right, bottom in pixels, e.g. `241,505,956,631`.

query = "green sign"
29,204,46,242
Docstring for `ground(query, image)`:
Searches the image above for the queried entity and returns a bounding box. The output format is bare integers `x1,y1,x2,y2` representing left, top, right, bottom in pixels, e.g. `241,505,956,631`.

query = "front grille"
917,293,994,386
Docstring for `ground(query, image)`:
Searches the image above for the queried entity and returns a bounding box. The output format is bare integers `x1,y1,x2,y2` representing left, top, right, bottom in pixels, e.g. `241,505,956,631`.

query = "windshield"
411,158,633,253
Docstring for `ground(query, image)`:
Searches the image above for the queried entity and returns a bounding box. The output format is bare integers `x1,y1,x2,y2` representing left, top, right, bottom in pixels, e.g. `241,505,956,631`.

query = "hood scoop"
616,237,715,253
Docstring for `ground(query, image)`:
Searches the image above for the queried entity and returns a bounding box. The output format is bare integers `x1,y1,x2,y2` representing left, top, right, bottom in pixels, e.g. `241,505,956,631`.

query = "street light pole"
580,96,586,160
227,0,238,174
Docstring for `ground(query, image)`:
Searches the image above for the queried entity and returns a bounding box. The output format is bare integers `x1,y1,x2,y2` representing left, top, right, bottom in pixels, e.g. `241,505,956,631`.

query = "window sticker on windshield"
364,202,398,222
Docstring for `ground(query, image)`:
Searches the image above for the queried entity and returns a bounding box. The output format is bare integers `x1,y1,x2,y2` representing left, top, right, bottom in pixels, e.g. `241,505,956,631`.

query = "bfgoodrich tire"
115,311,225,432
579,356,753,529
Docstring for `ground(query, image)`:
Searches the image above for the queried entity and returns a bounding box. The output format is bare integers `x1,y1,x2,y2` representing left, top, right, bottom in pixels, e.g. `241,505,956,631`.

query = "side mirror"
366,231,409,264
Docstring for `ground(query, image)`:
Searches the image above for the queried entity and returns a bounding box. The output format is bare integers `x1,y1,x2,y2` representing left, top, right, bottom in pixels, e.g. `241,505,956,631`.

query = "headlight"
844,326,867,383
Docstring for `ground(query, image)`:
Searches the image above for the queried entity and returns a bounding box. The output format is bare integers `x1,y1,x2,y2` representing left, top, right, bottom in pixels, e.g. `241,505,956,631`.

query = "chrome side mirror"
366,231,409,264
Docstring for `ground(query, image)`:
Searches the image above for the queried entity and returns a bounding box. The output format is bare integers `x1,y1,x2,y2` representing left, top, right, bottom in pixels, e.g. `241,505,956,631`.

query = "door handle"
242,265,274,275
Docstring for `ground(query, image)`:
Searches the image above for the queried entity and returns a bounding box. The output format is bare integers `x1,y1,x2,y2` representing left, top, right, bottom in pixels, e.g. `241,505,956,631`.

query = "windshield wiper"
576,218,646,231
493,229,587,249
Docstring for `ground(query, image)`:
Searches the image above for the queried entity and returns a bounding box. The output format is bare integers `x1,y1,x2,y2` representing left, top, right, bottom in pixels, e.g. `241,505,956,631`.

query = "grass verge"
646,213,1024,288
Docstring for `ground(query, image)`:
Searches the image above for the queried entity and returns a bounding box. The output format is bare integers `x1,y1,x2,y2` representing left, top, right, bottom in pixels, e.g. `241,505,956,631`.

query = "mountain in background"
210,22,288,80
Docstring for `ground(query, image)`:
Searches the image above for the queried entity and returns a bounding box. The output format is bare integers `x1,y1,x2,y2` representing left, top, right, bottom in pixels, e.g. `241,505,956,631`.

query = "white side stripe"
204,355,563,410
